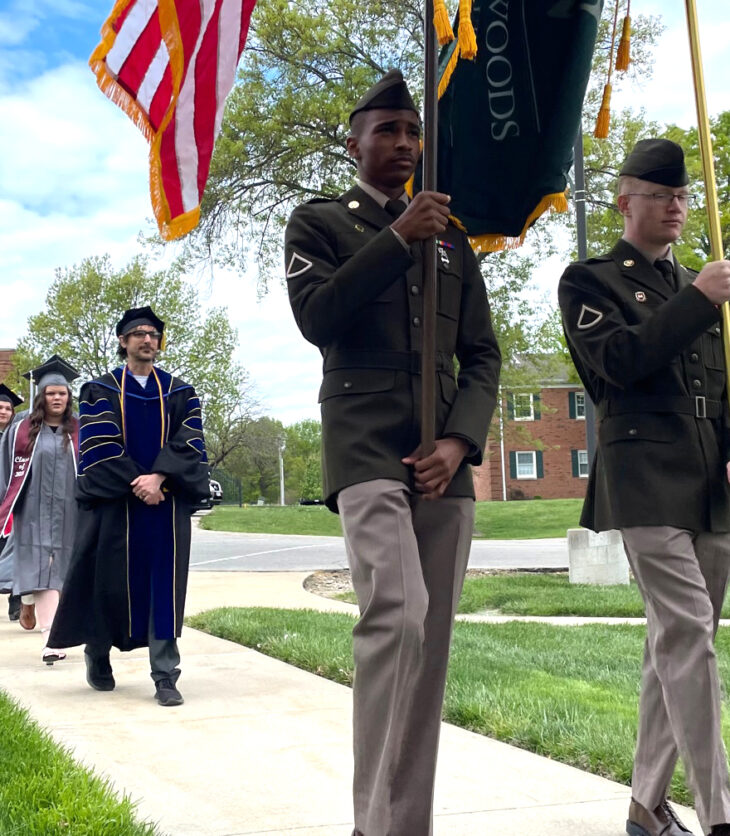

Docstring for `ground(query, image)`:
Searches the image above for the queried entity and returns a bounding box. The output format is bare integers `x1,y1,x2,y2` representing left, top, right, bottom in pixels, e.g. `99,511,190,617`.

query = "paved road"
189,522,569,572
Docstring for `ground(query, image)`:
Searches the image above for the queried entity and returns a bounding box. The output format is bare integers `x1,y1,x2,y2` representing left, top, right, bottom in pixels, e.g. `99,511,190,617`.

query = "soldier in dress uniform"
559,138,730,836
285,70,501,836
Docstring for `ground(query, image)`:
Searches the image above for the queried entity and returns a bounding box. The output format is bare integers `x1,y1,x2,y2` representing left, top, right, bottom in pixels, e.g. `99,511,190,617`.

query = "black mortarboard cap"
116,305,165,337
619,139,689,187
0,384,22,408
23,354,79,391
349,69,418,124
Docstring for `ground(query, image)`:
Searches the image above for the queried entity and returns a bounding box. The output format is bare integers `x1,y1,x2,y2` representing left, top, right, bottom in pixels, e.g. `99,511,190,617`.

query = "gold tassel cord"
594,0,620,138
458,0,478,60
433,0,455,45
594,82,612,139
615,2,631,72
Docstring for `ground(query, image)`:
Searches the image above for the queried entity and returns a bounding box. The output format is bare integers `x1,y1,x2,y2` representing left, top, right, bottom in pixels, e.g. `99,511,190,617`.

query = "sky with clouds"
1,0,729,424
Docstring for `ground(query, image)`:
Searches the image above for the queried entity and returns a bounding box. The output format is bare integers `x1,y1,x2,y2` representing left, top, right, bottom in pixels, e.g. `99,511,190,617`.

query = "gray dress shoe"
627,798,694,836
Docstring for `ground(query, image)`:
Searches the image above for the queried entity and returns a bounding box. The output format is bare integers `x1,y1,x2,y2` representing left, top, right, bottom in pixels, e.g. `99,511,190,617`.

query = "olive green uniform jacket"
558,239,730,533
285,185,502,512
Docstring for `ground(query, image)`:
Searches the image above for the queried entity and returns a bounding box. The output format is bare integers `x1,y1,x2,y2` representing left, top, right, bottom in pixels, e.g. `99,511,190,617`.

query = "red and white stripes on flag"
90,0,257,240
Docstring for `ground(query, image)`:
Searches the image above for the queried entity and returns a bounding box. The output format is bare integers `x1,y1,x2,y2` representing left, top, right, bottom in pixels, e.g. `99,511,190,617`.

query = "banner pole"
684,0,730,396
420,0,438,455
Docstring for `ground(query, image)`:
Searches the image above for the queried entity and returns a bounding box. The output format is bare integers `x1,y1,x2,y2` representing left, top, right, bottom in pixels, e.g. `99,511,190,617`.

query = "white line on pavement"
190,542,340,567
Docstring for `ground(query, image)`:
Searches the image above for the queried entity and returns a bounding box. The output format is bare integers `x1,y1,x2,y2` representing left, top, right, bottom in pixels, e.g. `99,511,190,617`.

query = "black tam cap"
116,306,165,337
349,69,418,124
619,139,689,187
23,354,79,391
0,384,22,408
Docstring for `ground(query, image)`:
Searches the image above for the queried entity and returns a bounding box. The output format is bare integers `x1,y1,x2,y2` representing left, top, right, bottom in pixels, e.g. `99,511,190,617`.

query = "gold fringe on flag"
458,0,477,60
438,42,462,98
433,0,455,45
89,0,193,240
615,11,631,71
468,193,570,254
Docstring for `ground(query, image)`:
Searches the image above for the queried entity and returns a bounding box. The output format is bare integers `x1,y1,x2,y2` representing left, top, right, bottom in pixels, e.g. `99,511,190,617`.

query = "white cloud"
0,62,149,211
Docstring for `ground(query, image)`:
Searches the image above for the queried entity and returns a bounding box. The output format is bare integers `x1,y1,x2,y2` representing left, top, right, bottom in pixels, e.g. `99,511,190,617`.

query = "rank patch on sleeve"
576,304,603,330
286,252,313,278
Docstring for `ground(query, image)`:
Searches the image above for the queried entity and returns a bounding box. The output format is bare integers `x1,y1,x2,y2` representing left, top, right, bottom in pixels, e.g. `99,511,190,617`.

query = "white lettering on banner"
486,0,519,141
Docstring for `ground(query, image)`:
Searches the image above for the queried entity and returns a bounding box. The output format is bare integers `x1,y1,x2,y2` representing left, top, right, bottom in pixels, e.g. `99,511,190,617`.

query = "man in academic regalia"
0,383,23,621
285,70,501,836
559,139,730,836
49,307,209,706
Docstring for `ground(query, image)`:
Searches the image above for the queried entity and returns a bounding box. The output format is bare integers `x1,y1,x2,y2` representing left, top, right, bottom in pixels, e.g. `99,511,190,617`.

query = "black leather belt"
323,350,454,375
599,395,721,419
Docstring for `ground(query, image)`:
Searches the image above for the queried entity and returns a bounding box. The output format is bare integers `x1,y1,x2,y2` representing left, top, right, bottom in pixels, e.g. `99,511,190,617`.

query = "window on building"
578,449,589,477
571,449,590,478
516,451,536,478
513,393,534,421
569,390,586,419
509,450,544,480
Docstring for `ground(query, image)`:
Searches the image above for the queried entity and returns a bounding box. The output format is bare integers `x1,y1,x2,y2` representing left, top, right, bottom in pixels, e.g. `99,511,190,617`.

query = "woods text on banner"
435,0,603,252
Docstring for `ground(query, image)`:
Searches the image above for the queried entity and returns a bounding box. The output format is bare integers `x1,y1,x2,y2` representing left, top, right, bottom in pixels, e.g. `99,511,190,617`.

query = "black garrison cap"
349,69,419,124
116,305,165,337
23,355,79,391
0,384,22,407
619,139,689,187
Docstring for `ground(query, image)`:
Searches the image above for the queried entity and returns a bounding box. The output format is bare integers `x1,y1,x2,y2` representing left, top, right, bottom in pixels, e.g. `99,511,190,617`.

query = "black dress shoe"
7,594,20,621
85,652,115,691
155,678,183,706
710,826,730,835
627,798,694,836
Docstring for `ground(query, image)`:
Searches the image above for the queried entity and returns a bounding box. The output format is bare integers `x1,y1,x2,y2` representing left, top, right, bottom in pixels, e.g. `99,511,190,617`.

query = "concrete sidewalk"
0,571,702,836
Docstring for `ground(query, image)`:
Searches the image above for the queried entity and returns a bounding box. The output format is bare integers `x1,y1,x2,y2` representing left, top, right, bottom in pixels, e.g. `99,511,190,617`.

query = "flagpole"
684,0,730,392
420,0,438,455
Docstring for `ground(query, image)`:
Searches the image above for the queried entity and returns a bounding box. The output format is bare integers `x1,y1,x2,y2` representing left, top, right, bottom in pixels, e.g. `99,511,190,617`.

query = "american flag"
90,0,257,241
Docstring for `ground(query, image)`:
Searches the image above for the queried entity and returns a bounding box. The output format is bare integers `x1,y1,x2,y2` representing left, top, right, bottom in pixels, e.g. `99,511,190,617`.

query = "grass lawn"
334,572,673,618
201,498,583,539
188,606,730,806
0,692,159,836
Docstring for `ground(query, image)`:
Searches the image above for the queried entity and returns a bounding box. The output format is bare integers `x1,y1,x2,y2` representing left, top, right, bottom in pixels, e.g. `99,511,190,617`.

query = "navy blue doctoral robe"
49,366,209,651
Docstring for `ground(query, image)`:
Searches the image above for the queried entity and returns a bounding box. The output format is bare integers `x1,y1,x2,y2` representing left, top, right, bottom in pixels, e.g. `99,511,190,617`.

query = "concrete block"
567,528,629,586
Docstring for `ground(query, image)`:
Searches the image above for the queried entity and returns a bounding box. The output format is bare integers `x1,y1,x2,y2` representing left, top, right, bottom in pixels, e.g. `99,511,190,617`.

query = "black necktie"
385,198,406,219
654,258,676,291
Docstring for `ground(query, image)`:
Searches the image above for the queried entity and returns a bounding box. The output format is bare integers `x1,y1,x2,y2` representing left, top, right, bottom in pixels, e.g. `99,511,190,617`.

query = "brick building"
0,349,15,382
473,372,591,501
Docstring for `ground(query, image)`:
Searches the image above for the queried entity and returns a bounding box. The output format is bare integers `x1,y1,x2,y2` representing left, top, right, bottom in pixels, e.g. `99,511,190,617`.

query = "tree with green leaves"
284,418,322,501
222,415,285,503
10,254,255,469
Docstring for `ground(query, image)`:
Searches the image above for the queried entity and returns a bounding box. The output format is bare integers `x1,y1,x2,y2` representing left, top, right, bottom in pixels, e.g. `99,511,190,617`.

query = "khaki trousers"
622,526,730,833
338,479,474,836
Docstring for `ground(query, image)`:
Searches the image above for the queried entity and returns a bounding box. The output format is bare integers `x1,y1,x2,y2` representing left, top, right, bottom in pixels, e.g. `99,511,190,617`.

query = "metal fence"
210,468,243,507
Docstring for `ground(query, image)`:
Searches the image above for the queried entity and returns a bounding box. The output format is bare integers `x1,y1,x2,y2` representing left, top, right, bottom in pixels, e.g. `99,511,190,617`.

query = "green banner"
436,0,603,251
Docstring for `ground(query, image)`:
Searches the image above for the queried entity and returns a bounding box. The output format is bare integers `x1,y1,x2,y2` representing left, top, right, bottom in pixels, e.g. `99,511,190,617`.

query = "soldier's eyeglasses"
127,330,162,340
625,192,697,206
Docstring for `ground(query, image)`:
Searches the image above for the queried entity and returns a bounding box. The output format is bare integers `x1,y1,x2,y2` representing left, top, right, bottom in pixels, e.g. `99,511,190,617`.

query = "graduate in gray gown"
0,383,23,621
0,356,79,663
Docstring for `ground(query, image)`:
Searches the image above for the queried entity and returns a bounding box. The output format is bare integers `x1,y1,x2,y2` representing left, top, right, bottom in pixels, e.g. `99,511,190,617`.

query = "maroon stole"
0,418,79,538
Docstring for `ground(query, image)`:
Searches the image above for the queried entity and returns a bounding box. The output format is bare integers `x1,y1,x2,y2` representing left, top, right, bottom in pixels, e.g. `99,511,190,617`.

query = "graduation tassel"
458,0,477,60
615,5,631,71
594,0,620,138
433,0,455,45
